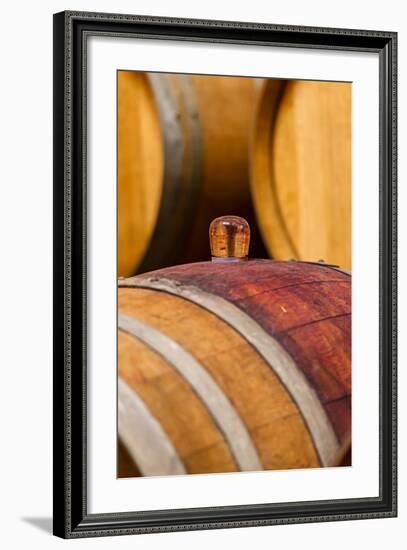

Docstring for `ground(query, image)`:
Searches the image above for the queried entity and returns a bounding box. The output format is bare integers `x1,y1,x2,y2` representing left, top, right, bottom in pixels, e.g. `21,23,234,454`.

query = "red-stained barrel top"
133,259,351,444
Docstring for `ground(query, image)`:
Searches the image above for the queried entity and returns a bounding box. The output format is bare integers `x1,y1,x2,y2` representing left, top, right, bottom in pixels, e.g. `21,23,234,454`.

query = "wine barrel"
118,72,264,277
117,438,141,478
336,437,352,467
118,257,351,476
251,79,352,269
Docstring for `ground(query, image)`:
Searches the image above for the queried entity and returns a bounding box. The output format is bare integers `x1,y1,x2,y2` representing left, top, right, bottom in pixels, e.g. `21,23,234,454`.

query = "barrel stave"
118,73,265,276
119,330,238,475
125,260,351,445
251,79,351,268
118,259,351,475
119,286,320,470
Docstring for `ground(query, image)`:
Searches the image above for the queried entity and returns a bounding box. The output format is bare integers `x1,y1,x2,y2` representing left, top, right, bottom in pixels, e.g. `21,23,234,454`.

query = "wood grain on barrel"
119,331,238,474
118,377,187,476
251,80,351,268
137,74,203,274
118,72,265,276
118,71,163,276
119,288,321,471
125,260,351,446
119,314,262,471
336,436,352,467
179,75,265,265
117,438,141,478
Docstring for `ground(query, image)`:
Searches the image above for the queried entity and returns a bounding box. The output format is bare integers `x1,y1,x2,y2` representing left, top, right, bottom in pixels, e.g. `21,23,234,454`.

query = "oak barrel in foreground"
118,259,351,476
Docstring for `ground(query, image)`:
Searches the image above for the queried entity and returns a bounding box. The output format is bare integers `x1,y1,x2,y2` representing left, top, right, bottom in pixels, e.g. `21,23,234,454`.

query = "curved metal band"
118,377,187,476
118,314,263,472
120,276,341,467
137,74,202,272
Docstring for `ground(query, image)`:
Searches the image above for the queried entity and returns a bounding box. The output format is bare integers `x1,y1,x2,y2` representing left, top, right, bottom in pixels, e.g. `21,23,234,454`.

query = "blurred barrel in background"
118,72,163,277
251,79,351,269
118,72,265,277
117,259,351,476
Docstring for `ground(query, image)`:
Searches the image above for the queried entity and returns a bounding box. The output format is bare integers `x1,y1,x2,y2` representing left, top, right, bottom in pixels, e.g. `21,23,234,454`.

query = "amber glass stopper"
209,216,250,262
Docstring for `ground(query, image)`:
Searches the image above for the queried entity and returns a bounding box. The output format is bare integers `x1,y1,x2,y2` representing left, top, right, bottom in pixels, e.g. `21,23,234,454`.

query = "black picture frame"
53,10,397,538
